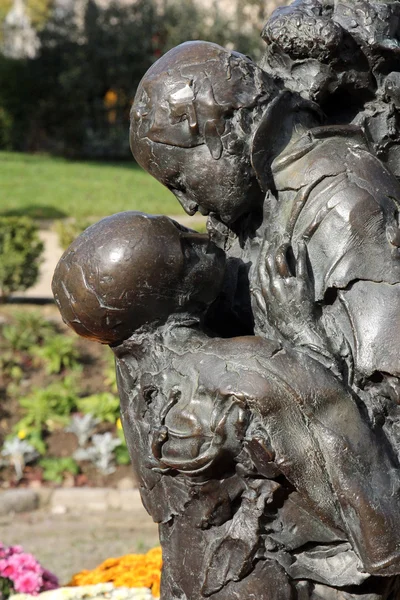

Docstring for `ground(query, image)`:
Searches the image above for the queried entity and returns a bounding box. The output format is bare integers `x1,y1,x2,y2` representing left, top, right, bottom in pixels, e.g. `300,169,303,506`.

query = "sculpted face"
130,41,278,225
52,212,226,344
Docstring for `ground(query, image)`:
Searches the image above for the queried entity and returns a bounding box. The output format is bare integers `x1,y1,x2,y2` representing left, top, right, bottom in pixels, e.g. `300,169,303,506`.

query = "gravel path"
0,507,159,585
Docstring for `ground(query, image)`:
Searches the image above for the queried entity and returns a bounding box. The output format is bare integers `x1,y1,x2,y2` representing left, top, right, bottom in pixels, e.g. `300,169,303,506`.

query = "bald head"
131,41,271,152
52,212,225,344
130,41,278,224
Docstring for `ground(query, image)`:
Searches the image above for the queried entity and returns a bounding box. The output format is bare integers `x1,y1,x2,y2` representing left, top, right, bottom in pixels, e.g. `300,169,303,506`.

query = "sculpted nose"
174,189,198,216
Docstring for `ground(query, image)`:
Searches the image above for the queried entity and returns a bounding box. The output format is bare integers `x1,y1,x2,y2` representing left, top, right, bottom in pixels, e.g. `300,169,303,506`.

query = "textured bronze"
53,3,400,598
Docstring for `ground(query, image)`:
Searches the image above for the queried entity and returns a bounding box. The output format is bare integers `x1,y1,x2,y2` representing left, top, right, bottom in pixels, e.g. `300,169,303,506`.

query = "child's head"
130,41,278,225
52,212,226,345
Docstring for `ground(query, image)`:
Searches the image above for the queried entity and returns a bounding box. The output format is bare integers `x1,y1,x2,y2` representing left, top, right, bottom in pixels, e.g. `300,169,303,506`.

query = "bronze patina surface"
53,2,400,598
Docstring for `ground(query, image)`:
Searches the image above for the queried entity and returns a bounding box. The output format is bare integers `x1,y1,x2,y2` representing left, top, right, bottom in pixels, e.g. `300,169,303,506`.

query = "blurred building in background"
0,0,289,157
2,0,289,59
2,0,39,58
52,0,288,31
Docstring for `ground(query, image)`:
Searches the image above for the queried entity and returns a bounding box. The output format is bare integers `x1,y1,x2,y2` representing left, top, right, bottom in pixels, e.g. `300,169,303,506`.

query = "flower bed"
69,548,162,598
0,307,132,489
0,543,58,597
0,544,162,600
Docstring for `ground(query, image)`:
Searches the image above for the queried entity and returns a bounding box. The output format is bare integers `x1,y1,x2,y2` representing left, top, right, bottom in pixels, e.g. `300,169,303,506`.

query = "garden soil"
0,506,159,585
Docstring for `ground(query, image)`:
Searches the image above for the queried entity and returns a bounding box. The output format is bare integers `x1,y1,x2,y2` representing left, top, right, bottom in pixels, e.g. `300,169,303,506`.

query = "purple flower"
41,569,59,592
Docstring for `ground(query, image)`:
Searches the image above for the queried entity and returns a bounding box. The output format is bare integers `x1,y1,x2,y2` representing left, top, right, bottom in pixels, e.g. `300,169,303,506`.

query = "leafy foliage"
74,432,121,475
32,334,81,374
39,456,79,483
0,217,44,300
54,219,92,250
0,0,265,156
0,575,14,600
0,351,23,383
115,426,131,466
1,311,57,352
26,0,54,30
21,428,47,455
0,106,12,149
16,377,78,431
104,349,118,394
66,413,99,447
0,437,39,480
76,392,120,424
29,0,158,157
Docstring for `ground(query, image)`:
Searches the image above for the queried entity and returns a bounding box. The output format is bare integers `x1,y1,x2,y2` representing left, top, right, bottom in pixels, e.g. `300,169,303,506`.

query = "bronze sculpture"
52,2,400,598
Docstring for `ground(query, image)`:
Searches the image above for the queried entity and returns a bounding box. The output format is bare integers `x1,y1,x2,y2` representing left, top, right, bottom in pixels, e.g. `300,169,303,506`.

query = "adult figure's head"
130,41,280,225
52,211,226,345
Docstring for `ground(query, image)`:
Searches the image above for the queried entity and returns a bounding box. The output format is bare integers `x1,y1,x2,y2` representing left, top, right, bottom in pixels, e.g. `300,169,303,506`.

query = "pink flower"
0,559,19,580
14,571,42,595
11,553,41,574
0,542,58,596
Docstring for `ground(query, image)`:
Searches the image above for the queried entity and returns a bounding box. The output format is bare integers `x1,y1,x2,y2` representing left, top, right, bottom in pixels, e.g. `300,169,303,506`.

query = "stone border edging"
0,488,144,515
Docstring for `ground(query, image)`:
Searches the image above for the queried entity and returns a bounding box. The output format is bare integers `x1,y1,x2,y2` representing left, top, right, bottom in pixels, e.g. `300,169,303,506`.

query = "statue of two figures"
52,1,400,598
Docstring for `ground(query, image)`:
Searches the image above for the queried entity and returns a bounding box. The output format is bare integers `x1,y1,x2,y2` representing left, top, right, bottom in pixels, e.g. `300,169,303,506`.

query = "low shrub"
54,219,92,250
39,457,80,483
115,424,131,466
0,217,44,301
32,334,81,374
1,311,57,352
76,392,120,424
16,377,78,432
0,351,23,383
0,107,13,150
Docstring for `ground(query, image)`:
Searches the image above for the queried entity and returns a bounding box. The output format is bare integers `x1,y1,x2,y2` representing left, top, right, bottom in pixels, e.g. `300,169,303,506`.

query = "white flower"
10,584,156,600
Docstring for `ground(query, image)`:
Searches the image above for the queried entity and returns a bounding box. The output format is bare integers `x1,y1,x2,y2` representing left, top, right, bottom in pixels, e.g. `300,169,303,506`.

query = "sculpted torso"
113,326,400,599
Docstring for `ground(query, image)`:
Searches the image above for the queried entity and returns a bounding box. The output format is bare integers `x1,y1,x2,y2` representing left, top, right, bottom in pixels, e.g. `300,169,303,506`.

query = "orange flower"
69,547,162,597
104,90,118,108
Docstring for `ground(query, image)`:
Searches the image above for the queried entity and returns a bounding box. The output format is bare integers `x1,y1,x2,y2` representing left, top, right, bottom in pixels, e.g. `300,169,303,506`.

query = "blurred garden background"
0,0,287,586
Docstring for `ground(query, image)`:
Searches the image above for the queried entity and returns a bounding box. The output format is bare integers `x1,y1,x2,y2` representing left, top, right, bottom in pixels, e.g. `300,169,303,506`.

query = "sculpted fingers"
296,239,309,280
275,242,292,279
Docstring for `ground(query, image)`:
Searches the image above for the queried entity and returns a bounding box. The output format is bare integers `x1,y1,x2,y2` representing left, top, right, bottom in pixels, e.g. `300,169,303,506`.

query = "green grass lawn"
0,151,185,219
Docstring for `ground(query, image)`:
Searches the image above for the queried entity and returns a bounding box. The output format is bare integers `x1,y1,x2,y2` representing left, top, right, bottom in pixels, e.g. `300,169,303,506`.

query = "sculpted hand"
253,237,334,363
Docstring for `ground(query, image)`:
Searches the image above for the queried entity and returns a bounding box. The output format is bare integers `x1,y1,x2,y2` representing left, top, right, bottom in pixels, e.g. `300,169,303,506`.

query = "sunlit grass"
0,151,184,219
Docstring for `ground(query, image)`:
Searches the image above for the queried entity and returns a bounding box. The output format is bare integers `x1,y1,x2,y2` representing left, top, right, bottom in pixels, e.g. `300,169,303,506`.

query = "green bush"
39,457,79,483
77,392,120,424
0,351,23,383
54,219,92,250
0,217,44,300
32,334,81,374
104,348,118,394
0,107,13,149
16,377,78,431
115,427,130,466
1,311,57,352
